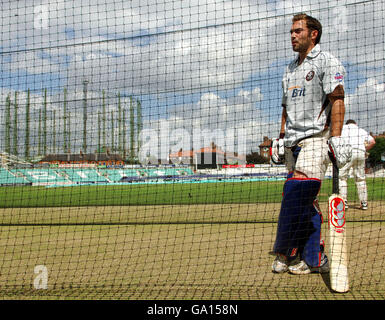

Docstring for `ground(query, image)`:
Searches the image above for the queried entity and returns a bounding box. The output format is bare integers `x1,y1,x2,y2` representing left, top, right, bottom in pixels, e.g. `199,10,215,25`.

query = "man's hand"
270,138,285,165
328,136,352,168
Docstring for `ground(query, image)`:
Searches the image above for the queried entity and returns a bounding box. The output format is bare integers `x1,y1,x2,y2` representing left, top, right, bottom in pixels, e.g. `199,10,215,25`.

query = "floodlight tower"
82,80,89,153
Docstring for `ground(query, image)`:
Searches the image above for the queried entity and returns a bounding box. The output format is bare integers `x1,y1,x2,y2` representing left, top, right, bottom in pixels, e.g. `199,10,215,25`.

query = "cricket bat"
328,155,349,293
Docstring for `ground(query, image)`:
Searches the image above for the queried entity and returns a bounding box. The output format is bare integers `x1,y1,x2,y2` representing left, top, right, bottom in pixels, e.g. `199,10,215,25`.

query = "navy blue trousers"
273,178,323,267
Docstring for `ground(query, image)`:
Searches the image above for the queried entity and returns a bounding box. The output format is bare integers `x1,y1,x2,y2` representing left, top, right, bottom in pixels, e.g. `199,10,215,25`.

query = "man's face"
290,20,313,53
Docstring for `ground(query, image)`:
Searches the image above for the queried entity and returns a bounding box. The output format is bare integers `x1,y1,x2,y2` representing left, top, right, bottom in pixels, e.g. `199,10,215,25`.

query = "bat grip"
328,151,339,194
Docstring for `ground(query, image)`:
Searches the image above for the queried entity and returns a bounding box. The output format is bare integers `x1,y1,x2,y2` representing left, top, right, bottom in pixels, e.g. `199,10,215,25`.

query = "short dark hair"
292,13,322,44
346,119,357,125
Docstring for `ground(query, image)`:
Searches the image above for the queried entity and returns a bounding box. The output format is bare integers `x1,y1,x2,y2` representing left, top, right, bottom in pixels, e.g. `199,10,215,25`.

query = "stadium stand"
11,168,69,185
59,168,109,183
0,168,30,185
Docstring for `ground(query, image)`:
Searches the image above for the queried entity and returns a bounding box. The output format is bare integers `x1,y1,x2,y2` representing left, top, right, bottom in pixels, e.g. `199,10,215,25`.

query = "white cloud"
1,0,385,156
345,78,385,134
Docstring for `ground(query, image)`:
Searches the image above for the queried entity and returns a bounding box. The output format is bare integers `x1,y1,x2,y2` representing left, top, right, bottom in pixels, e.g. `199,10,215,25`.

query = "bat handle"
328,152,339,194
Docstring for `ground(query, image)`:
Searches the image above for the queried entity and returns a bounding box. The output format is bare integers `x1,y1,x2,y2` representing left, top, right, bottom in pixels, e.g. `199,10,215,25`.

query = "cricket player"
270,13,352,274
339,119,376,210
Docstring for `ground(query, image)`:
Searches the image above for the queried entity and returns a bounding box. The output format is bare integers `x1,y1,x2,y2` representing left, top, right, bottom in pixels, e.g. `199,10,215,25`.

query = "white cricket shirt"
341,123,374,151
282,44,346,147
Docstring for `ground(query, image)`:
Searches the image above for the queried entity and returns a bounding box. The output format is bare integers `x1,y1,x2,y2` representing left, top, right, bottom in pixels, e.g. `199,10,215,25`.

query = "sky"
0,0,384,159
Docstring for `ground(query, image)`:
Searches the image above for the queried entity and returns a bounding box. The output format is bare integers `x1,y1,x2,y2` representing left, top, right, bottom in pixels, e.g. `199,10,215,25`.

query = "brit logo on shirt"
335,72,344,82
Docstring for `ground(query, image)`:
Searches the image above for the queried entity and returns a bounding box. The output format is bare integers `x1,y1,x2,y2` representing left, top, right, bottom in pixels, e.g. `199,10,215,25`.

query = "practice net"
0,0,384,300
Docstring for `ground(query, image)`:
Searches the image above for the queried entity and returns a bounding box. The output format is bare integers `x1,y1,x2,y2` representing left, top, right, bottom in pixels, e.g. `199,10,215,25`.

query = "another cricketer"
339,119,376,210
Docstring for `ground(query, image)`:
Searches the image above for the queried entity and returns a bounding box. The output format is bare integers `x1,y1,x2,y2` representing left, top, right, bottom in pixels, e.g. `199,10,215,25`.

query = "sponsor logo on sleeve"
334,72,344,82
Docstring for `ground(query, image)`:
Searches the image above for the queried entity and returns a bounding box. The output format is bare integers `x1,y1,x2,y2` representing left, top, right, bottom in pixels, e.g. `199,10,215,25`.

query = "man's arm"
327,84,352,168
365,136,376,151
328,85,345,137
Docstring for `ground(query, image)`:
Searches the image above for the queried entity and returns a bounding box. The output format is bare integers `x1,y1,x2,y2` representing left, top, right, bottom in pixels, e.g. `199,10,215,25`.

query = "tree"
246,151,269,164
368,137,385,167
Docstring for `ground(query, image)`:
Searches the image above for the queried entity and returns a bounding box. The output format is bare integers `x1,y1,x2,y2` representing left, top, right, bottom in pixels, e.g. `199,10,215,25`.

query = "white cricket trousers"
339,149,367,203
284,131,330,180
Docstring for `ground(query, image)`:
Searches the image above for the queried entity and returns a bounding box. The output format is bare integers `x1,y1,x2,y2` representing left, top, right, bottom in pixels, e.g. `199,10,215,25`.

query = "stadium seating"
11,168,69,184
1,166,271,186
0,168,29,185
59,168,109,183
98,169,139,182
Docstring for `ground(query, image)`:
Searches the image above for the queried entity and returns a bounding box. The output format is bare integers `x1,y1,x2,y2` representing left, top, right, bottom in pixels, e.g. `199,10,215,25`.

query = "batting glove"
270,138,285,165
328,136,352,168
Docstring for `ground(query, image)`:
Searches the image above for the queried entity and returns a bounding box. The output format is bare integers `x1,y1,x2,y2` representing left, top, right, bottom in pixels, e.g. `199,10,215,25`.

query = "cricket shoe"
272,255,289,273
272,255,300,273
360,201,368,210
288,255,329,275
344,200,349,209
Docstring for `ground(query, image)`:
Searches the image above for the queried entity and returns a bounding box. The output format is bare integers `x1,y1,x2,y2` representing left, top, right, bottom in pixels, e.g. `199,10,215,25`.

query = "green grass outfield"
0,177,383,207
0,177,384,300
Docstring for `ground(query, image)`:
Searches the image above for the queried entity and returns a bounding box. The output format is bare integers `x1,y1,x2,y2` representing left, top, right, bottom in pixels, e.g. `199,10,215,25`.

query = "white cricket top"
282,44,346,147
341,123,374,151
